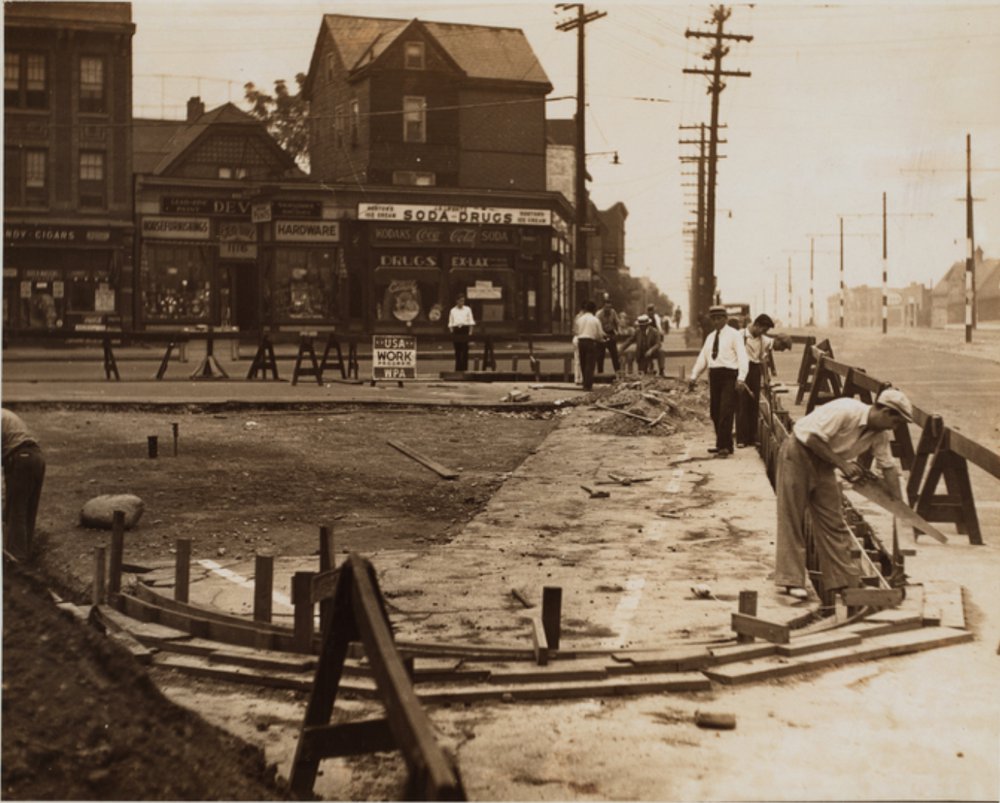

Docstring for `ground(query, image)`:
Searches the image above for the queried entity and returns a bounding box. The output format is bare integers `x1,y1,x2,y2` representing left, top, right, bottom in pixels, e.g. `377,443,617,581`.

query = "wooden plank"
841,587,905,609
135,583,289,634
487,660,609,684
94,604,191,644
705,627,973,685
707,642,779,665
415,673,711,704
776,632,862,657
206,649,318,674
529,616,549,666
615,647,714,672
923,582,966,629
153,654,317,693
731,613,790,644
849,618,924,639
386,439,459,479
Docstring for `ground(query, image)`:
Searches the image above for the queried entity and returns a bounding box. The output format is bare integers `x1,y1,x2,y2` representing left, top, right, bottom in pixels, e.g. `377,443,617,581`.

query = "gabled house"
931,248,1000,326
304,14,552,190
133,99,349,333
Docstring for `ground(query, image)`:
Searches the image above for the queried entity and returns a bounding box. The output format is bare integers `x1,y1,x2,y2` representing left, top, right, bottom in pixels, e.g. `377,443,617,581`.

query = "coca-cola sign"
368,223,518,249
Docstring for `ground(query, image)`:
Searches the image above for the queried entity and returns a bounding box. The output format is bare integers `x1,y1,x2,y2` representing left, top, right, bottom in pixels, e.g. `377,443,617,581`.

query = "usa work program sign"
372,335,417,381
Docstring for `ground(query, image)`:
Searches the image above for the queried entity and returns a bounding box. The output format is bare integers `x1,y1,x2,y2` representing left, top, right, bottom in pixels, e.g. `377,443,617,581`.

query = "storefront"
2,221,132,333
136,192,355,332
358,202,570,335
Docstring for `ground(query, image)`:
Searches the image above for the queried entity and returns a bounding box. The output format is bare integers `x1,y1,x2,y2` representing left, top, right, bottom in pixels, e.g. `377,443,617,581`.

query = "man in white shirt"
736,313,776,448
575,300,604,391
688,305,749,457
447,296,475,372
775,389,912,600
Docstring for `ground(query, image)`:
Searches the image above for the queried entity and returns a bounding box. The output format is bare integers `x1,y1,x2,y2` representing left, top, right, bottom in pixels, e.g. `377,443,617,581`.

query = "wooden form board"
704,627,973,685
731,613,791,644
386,439,459,479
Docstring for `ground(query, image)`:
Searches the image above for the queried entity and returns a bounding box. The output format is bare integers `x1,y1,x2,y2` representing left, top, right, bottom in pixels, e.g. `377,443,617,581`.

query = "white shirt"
741,328,774,365
448,305,475,330
576,311,604,341
793,397,895,470
690,325,749,382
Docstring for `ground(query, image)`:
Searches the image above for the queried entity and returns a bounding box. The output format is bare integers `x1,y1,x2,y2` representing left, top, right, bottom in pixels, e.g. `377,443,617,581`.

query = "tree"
244,74,309,169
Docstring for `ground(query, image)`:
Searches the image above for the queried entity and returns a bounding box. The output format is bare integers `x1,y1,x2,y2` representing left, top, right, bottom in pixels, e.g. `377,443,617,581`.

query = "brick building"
4,1,135,333
303,14,574,335
826,282,931,328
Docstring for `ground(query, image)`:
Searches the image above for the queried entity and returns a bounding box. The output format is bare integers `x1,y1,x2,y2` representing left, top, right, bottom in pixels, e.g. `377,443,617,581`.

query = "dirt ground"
2,380,713,800
2,403,568,799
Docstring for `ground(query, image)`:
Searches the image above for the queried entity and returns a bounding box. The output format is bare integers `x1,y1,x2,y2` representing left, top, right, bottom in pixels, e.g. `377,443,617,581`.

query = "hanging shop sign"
359,203,551,227
274,220,340,242
273,200,323,219
141,216,211,240
218,221,258,259
372,334,417,380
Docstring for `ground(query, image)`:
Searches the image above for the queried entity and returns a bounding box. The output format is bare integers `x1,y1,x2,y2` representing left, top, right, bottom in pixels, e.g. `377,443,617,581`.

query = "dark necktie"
711,330,720,360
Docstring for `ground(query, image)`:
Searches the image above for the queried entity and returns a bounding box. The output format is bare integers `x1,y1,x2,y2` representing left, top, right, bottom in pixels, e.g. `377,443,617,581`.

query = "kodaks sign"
359,203,551,227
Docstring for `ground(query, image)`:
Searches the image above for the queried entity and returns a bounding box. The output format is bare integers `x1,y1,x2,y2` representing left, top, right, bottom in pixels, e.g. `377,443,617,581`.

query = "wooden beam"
530,616,549,666
298,719,395,761
387,440,459,480
841,587,905,609
731,613,790,644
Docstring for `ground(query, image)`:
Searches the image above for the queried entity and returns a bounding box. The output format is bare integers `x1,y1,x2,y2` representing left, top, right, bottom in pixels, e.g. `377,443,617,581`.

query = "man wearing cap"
620,314,664,376
688,305,749,457
736,313,776,448
774,388,913,600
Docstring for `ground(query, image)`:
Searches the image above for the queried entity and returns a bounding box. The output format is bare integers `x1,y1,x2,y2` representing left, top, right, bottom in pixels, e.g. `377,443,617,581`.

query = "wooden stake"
108,511,125,599
93,546,106,607
293,571,316,653
542,586,562,651
147,435,158,459
736,590,758,644
171,422,179,456
174,538,191,603
253,554,274,623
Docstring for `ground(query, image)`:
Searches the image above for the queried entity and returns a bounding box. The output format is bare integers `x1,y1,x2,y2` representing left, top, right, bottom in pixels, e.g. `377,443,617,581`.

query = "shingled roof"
320,13,551,85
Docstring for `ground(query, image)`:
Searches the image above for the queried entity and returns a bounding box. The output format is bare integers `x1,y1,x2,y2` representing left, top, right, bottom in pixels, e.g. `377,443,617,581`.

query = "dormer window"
404,41,425,70
218,166,248,180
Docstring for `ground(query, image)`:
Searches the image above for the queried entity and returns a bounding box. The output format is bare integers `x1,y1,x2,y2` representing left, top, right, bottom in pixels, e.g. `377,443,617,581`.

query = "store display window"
373,265,442,326
272,248,338,321
141,243,212,322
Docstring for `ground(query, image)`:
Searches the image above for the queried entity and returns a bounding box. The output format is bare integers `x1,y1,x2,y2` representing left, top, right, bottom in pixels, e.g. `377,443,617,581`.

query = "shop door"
229,263,259,331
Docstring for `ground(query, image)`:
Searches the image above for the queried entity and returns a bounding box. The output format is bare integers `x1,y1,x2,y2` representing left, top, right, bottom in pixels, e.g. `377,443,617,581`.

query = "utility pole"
881,192,888,334
684,5,751,330
965,132,976,342
557,3,606,312
809,237,815,326
679,123,725,332
787,257,793,329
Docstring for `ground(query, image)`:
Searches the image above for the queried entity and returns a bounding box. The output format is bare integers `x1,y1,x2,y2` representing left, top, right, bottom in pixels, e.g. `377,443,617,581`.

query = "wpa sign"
372,334,417,380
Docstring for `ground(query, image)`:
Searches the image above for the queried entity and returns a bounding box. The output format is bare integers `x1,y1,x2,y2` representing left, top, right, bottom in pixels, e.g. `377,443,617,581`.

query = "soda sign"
372,334,416,380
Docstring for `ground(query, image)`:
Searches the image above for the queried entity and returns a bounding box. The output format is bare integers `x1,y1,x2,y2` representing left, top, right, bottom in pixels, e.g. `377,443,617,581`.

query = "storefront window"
448,255,515,326
272,248,337,321
141,243,211,322
373,264,442,326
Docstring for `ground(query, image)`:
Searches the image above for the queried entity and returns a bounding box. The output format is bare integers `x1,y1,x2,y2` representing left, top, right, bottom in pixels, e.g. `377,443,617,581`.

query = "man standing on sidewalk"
774,388,913,600
576,301,603,391
595,296,622,377
736,313,776,448
688,305,748,457
447,295,475,372
2,408,46,560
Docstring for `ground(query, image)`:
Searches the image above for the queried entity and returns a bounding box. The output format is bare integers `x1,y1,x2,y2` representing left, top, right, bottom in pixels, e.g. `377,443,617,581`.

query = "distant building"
931,248,1000,327
826,282,931,328
302,13,573,335
4,2,135,333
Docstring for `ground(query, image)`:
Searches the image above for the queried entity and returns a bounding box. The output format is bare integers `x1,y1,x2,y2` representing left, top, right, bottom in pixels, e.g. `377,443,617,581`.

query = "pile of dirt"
2,559,288,801
587,376,710,436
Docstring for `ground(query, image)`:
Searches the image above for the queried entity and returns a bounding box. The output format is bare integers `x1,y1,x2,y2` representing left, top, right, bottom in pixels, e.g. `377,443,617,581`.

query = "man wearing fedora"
688,305,749,457
774,387,913,600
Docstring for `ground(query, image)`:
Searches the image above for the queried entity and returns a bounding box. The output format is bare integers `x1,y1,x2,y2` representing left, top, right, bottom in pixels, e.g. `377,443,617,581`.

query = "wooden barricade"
803,347,842,414
102,334,121,381
292,332,350,385
247,334,279,381
909,423,983,545
793,335,817,404
289,553,466,801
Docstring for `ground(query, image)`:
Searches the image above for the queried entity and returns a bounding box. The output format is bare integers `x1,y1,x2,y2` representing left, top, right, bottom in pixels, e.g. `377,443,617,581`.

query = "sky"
128,1,1000,325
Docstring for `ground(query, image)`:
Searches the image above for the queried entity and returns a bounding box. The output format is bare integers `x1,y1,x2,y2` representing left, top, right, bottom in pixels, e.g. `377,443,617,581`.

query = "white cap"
876,388,914,423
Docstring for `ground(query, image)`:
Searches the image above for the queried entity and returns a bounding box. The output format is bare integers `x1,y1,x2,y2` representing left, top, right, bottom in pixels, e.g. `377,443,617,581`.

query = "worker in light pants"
774,390,912,600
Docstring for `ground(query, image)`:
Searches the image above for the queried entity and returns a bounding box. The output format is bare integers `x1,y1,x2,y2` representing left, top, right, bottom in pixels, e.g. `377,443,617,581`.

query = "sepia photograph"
3,1,999,799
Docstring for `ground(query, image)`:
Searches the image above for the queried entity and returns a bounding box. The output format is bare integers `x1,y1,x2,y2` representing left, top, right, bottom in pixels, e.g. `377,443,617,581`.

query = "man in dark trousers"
595,296,622,377
688,305,748,457
447,295,475,372
736,313,776,447
2,408,46,559
575,300,603,391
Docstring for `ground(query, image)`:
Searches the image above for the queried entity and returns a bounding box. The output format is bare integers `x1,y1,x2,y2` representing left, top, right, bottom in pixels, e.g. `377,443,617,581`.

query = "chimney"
186,96,205,122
